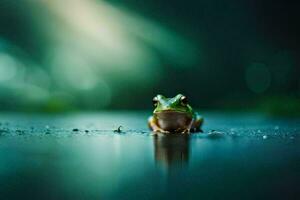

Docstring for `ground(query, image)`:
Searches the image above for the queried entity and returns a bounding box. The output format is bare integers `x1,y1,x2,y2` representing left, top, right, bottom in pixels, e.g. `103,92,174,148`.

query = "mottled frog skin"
148,94,203,134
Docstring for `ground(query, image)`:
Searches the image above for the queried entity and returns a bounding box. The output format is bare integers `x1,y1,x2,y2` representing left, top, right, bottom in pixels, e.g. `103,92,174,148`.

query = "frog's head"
152,94,193,115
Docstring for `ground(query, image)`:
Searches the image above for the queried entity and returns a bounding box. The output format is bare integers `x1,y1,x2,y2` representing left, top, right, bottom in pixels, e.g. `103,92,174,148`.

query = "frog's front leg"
148,116,170,133
181,119,195,134
191,115,204,132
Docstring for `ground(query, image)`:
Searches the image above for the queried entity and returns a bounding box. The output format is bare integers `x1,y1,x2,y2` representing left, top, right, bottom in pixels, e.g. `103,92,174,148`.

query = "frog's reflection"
153,134,190,167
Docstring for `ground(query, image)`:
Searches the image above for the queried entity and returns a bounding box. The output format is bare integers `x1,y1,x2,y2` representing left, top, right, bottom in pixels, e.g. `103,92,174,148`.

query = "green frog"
148,94,203,134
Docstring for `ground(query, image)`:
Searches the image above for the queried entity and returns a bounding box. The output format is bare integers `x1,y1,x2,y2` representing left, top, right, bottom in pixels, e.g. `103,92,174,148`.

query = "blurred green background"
0,0,299,114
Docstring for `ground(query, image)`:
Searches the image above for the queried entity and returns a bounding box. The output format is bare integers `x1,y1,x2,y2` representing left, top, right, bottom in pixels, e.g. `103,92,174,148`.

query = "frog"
148,94,203,134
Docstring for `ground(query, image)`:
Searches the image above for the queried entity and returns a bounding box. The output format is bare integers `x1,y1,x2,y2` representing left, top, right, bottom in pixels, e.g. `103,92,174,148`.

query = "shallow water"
0,112,299,199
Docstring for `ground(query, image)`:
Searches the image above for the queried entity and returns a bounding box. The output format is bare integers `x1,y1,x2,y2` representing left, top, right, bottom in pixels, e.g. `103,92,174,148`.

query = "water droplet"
16,130,25,135
263,135,268,139
208,131,223,139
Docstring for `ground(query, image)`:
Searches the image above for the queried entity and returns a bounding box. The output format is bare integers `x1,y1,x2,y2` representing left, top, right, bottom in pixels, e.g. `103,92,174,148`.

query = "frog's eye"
152,96,158,107
180,96,188,105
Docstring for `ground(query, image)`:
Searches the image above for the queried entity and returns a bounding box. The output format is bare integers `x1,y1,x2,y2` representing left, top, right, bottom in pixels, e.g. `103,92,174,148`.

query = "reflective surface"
0,112,299,199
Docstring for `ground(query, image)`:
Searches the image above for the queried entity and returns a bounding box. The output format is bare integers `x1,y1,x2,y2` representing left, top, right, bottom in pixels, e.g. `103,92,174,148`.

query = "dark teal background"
0,0,299,113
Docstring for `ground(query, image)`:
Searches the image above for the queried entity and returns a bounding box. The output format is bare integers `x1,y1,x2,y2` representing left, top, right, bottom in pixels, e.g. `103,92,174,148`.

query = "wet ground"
0,112,299,199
